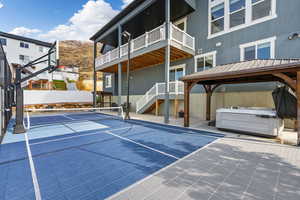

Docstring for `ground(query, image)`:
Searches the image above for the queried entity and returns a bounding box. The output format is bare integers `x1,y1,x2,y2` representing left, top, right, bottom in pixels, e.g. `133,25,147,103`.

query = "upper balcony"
91,0,196,73
95,23,195,73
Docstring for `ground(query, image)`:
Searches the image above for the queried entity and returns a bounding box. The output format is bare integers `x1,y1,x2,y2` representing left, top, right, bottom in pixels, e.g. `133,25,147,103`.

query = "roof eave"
0,31,52,47
90,0,145,41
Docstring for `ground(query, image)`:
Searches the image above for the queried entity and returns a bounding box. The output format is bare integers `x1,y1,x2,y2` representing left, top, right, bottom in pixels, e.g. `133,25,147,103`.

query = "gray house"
90,0,300,124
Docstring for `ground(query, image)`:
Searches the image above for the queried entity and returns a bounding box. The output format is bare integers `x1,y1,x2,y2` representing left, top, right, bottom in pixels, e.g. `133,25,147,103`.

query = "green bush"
53,80,67,90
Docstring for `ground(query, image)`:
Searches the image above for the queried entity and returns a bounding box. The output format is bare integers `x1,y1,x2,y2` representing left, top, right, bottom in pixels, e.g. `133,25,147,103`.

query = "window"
208,0,276,38
39,46,44,53
20,42,29,48
19,55,30,64
240,36,276,61
211,3,225,34
230,0,245,28
174,17,187,32
195,51,217,72
252,0,272,21
0,38,7,46
105,75,112,88
169,65,185,81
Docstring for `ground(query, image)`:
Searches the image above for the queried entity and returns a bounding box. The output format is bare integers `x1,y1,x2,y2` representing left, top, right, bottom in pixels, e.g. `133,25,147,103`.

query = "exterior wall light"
288,33,300,40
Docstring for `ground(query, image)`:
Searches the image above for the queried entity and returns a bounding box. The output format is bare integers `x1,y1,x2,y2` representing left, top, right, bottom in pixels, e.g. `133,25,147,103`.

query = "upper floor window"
230,0,246,28
252,0,272,21
195,51,217,72
208,0,276,39
39,46,44,53
0,38,7,46
19,55,30,64
211,3,225,34
105,75,112,88
20,42,29,49
240,36,276,61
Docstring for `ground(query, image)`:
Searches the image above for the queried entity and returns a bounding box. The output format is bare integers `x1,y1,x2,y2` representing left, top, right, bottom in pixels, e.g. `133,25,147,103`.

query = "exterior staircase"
136,81,184,114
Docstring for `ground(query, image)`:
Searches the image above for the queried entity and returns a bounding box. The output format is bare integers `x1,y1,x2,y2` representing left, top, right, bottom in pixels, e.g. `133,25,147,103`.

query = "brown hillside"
59,40,102,80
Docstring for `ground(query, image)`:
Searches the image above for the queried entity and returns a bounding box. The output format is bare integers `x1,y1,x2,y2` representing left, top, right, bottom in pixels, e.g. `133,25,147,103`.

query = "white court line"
105,130,180,160
24,133,42,200
30,126,136,146
62,114,75,120
131,120,221,139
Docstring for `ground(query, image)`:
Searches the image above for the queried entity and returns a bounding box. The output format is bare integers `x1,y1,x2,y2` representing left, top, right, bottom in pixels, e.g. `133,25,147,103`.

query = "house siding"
191,0,300,63
104,0,300,96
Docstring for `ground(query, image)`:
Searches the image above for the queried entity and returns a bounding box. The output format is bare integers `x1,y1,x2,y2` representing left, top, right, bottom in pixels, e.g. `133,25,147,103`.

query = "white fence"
136,81,184,113
24,90,93,105
95,23,195,68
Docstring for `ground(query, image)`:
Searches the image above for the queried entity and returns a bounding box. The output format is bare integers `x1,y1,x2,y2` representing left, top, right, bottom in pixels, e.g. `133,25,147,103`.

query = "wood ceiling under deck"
99,46,193,73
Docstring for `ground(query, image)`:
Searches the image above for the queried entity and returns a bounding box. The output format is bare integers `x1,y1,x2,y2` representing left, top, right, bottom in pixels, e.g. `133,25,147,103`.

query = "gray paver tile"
177,180,215,200
108,192,130,200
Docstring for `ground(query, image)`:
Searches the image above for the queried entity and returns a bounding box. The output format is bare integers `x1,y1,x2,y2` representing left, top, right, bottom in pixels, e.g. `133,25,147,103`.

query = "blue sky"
0,0,132,41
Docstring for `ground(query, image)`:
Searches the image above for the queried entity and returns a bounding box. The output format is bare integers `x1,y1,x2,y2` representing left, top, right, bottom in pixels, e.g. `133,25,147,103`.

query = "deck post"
155,100,159,116
93,42,97,108
164,0,170,124
184,82,190,127
297,72,300,145
118,25,122,107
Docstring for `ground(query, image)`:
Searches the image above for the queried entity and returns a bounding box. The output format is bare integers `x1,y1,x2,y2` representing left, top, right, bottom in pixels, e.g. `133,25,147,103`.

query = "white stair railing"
136,81,184,113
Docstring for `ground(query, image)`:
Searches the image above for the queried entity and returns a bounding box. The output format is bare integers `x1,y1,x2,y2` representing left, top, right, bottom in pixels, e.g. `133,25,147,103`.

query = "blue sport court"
0,111,224,200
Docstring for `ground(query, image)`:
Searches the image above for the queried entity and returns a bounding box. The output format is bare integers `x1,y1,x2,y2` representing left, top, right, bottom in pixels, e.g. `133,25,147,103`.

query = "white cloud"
10,27,41,36
0,2,4,8
122,0,134,9
39,0,119,41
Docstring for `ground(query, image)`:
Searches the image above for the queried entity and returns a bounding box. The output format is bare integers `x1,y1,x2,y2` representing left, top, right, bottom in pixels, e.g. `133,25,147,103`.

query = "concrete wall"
24,90,93,105
112,90,294,128
113,90,274,116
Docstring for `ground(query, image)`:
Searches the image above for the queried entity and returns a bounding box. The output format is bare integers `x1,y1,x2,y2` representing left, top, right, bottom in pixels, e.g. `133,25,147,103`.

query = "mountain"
59,40,102,80
59,40,103,91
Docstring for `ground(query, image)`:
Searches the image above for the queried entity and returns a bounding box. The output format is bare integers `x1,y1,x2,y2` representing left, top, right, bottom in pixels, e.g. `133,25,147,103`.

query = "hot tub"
216,107,284,137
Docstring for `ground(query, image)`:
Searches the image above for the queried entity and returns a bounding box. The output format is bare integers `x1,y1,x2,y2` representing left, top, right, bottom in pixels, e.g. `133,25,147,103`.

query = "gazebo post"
297,72,300,145
184,82,190,127
205,85,212,121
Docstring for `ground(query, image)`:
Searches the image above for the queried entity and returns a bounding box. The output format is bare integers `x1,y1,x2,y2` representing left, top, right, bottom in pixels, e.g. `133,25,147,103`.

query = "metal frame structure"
122,31,132,120
13,41,60,134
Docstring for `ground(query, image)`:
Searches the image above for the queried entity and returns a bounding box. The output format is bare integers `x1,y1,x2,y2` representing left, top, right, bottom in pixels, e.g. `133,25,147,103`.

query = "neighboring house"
90,0,300,122
0,32,80,90
0,31,52,83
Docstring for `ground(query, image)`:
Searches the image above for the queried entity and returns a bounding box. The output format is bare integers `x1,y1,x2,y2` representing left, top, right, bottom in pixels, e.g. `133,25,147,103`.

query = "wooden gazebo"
181,59,300,144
